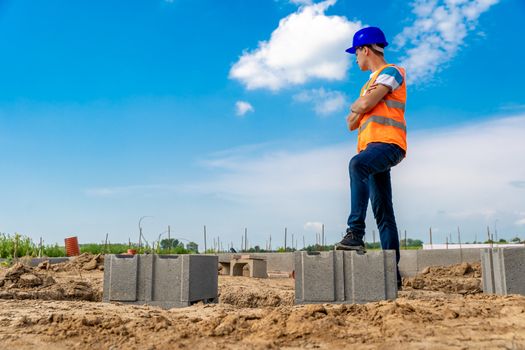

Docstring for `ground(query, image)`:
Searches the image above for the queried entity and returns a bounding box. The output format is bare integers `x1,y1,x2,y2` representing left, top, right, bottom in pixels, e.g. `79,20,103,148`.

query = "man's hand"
346,111,362,131
351,83,391,114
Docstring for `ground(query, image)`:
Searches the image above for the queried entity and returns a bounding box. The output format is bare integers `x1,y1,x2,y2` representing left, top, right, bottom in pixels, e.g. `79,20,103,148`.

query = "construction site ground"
0,254,524,349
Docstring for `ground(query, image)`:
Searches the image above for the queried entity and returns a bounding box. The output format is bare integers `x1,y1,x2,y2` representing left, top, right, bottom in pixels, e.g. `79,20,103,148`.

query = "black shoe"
335,229,366,252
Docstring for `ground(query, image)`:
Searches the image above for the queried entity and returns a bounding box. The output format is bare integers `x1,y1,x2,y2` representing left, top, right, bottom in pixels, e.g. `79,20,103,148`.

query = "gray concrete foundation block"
216,253,294,273
398,250,418,277
481,248,525,296
103,254,218,308
399,248,487,277
230,258,267,278
417,249,462,271
219,262,231,275
295,250,397,304
481,248,495,293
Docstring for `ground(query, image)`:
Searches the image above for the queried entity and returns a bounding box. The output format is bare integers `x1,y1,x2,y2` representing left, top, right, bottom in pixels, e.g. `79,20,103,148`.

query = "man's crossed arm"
346,83,391,131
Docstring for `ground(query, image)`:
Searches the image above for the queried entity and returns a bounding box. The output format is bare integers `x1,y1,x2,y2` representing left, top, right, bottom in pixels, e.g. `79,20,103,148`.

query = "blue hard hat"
345,27,388,54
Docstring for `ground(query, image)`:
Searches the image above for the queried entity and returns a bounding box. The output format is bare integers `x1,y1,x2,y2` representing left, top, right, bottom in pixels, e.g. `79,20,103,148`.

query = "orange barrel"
127,249,137,255
64,236,80,257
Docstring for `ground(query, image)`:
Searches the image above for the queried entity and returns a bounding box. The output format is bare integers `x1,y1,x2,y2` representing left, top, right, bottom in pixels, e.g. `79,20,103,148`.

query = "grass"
0,233,196,258
0,233,66,258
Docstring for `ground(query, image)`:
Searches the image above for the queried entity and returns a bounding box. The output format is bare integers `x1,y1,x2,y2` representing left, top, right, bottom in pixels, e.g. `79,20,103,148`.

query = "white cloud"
235,101,254,117
304,221,324,232
289,0,313,5
186,113,525,242
515,218,525,226
229,0,361,91
395,0,499,82
294,88,347,116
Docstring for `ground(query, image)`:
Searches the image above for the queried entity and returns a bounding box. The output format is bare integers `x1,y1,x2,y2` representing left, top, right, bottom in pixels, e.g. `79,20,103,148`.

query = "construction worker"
335,27,407,288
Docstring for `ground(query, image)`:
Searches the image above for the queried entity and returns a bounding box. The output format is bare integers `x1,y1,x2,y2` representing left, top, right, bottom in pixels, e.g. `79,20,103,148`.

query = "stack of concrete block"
103,254,218,308
481,247,525,295
294,250,397,304
230,255,267,278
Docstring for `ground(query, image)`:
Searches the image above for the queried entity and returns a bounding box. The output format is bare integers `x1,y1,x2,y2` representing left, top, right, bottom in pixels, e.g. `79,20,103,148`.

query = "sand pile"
0,292,524,349
0,262,524,349
403,262,482,294
0,263,56,289
0,262,100,302
41,253,105,272
219,276,294,307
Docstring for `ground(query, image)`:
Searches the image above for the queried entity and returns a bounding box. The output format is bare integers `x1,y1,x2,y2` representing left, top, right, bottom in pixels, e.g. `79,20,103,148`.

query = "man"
335,27,407,288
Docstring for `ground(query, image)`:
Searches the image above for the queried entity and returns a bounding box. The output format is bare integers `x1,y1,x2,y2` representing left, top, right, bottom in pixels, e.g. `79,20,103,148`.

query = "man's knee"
349,155,366,175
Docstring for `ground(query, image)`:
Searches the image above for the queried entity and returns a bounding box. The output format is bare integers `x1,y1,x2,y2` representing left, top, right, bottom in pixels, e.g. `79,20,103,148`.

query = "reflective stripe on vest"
383,99,405,111
359,115,407,133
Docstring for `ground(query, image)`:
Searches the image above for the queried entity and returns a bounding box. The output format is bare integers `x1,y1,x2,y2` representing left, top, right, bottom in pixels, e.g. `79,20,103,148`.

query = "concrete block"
103,254,218,308
482,248,525,295
399,248,485,277
230,257,267,278
104,254,138,302
218,262,231,275
459,248,483,264
481,248,495,293
216,252,294,273
295,250,396,304
265,252,294,272
417,249,462,272
398,250,418,277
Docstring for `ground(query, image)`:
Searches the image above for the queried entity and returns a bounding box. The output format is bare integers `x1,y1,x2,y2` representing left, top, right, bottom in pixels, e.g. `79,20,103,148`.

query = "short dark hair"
363,44,384,57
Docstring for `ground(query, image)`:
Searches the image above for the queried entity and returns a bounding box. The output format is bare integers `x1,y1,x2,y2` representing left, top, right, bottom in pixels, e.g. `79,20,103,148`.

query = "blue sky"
0,0,524,249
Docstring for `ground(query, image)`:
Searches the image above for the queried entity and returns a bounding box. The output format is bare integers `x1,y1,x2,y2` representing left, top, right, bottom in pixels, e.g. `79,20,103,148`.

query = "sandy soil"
0,256,524,350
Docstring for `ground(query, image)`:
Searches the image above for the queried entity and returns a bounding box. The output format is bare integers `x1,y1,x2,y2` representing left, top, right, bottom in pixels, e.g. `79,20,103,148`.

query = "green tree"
160,238,182,250
186,242,198,253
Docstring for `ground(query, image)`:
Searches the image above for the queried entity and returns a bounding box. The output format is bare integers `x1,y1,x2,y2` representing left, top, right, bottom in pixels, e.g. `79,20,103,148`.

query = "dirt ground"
0,256,524,349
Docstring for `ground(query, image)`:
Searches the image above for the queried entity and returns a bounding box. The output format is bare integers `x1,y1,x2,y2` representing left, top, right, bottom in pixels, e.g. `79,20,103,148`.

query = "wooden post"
404,230,407,250
13,234,18,261
372,230,376,245
322,224,325,248
284,227,287,252
203,225,207,254
244,228,248,251
168,225,171,254
138,227,142,250
458,226,463,261
429,227,433,248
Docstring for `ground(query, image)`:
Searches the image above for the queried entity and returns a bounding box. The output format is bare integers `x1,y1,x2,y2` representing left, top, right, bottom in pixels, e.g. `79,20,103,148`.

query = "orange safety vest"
357,63,407,154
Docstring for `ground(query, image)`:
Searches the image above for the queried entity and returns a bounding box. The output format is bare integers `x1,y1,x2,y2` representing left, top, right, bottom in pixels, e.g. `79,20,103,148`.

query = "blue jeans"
347,142,405,279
